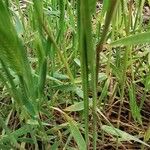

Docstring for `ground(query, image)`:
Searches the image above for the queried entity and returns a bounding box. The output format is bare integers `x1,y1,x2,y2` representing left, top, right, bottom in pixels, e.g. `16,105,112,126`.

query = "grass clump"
0,0,150,149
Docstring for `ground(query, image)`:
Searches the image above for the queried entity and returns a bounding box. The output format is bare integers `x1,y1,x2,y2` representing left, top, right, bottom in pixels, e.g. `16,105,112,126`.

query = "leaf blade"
111,32,150,47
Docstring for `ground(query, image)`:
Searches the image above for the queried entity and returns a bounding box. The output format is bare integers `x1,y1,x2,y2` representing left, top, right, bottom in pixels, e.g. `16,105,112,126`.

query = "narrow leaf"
102,125,150,147
67,118,86,150
51,107,86,150
128,85,142,124
111,32,150,47
64,100,93,112
89,0,97,13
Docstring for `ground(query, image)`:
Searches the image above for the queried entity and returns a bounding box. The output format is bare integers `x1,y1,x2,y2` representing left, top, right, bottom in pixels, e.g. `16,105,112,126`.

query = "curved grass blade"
0,1,33,96
111,32,150,47
102,125,150,148
51,107,86,150
64,100,93,112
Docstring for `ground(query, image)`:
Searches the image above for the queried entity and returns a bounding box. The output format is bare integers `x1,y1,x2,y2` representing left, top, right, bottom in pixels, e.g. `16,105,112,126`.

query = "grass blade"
102,125,150,148
111,32,150,47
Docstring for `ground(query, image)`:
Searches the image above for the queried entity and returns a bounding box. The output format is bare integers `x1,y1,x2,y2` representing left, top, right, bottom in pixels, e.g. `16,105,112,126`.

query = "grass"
0,0,150,149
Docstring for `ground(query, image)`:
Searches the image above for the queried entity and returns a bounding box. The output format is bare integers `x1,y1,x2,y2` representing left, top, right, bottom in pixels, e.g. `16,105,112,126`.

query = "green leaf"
98,73,107,82
0,1,33,101
99,78,110,103
111,32,150,47
102,125,150,148
0,125,33,144
51,141,59,150
13,13,24,36
75,88,83,98
144,126,150,142
67,117,86,150
38,58,47,98
0,144,11,149
128,85,142,124
74,58,81,67
89,0,96,13
0,1,31,77
145,75,150,91
17,138,34,144
33,1,43,24
51,107,86,150
64,100,93,112
52,84,76,92
148,52,150,66
53,72,69,80
100,0,110,19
